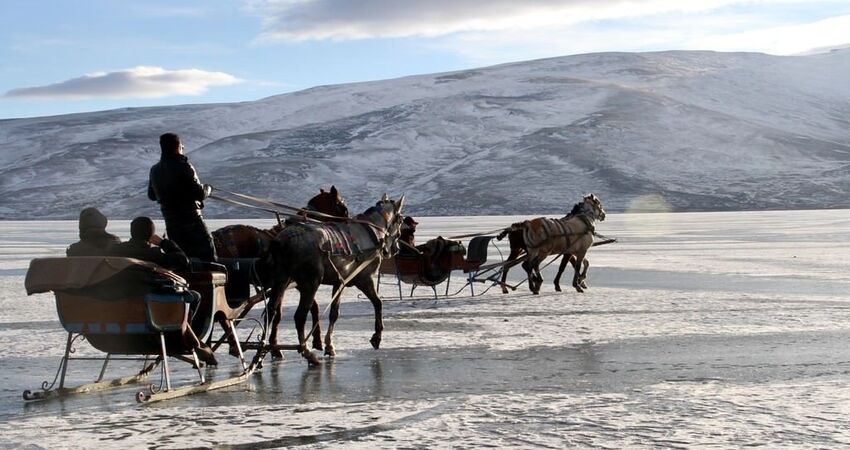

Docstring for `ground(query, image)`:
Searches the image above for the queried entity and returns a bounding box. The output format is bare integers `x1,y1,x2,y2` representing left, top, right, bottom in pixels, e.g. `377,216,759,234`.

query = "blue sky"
2,0,850,119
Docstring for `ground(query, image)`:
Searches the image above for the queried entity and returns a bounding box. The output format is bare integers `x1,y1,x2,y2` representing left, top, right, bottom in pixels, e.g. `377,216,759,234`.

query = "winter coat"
66,229,121,256
110,238,189,272
147,153,209,223
66,207,121,256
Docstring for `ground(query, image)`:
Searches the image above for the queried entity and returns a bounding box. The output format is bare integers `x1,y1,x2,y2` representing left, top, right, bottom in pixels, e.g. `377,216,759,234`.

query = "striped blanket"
523,217,575,249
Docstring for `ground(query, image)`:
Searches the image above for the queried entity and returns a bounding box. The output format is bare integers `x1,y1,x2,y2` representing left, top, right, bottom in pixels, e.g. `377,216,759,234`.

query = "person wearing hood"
147,132,217,262
66,207,121,256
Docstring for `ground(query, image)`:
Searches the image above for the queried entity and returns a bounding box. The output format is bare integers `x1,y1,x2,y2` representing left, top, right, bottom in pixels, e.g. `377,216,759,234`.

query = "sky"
2,0,850,119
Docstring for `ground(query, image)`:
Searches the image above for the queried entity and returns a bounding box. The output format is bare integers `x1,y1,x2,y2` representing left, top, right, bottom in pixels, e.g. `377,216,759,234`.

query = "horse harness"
523,213,595,250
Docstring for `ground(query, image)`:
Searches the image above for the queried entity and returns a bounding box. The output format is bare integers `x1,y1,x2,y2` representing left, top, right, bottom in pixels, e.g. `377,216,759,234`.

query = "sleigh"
377,236,505,299
23,256,265,403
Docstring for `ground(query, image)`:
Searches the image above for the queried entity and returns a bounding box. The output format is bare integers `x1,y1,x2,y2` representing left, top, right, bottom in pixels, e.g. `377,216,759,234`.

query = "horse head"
582,193,606,222
307,185,350,219
368,194,405,258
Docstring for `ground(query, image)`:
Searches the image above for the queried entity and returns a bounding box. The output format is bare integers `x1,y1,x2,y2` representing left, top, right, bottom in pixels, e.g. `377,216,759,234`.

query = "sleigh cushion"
25,257,186,295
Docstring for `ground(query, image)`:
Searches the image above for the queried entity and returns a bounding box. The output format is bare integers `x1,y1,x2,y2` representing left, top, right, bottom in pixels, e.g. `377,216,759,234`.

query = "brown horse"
497,202,589,294
520,194,606,294
263,195,405,364
211,186,349,353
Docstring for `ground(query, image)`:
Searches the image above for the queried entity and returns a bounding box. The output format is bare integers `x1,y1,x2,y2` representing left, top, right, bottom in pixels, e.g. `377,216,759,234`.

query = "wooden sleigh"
23,256,266,403
377,236,506,299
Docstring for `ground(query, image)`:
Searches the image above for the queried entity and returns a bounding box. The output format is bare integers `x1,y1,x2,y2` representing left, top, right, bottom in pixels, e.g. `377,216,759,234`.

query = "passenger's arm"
159,239,190,272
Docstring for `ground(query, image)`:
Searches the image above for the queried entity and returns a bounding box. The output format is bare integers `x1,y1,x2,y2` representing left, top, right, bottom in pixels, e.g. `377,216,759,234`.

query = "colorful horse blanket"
283,221,379,258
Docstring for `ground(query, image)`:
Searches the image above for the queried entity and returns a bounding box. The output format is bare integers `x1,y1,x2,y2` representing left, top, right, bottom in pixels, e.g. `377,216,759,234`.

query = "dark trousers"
166,217,217,262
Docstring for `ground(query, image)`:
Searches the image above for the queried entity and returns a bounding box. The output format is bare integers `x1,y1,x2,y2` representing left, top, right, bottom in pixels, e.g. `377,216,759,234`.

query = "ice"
1,210,850,447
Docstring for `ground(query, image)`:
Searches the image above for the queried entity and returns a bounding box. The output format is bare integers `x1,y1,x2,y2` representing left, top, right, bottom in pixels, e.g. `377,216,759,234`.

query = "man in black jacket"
111,217,189,271
147,133,217,262
67,207,121,256
111,216,217,365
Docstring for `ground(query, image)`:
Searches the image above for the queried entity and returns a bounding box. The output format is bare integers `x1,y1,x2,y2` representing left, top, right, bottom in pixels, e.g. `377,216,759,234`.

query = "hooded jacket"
66,207,121,256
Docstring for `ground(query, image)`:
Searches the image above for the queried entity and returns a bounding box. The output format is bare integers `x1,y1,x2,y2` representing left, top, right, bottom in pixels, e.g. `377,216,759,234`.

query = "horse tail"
497,222,526,241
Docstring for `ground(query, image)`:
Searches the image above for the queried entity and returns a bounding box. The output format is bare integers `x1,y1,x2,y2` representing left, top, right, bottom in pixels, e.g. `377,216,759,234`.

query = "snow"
2,210,850,448
2,50,850,219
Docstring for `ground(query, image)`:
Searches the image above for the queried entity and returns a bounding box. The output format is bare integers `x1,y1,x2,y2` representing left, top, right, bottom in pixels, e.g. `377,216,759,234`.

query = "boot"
195,345,218,366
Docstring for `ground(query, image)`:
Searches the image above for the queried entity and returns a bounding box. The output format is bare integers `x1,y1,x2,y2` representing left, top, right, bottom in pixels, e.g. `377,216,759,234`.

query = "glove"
203,184,213,197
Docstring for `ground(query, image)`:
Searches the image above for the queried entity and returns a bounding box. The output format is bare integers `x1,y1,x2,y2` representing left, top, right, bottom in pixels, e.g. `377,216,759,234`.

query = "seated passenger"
67,207,121,256
399,216,419,254
111,217,189,272
112,217,215,365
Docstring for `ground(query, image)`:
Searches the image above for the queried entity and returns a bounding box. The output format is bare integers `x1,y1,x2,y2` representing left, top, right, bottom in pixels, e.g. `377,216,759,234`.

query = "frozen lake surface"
2,210,850,448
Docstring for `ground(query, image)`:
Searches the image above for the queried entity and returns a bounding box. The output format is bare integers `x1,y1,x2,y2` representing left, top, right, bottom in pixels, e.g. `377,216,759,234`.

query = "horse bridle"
378,203,404,258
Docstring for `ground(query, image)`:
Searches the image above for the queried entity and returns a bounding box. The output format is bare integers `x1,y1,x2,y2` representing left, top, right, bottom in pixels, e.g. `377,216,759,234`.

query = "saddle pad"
319,222,377,257
524,217,573,249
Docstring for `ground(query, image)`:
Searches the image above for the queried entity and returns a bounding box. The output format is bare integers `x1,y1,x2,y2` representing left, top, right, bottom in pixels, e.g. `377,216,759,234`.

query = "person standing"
147,133,217,262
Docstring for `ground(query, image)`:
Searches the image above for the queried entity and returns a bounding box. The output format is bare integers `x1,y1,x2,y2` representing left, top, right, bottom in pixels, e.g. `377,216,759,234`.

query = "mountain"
2,50,850,219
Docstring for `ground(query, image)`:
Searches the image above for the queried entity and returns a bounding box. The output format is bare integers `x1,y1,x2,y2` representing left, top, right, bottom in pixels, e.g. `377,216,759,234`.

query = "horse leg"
579,259,590,290
324,284,343,357
554,255,570,292
266,284,286,360
501,237,523,294
357,278,384,349
532,260,544,294
294,279,322,366
522,259,536,294
572,253,587,293
310,299,323,351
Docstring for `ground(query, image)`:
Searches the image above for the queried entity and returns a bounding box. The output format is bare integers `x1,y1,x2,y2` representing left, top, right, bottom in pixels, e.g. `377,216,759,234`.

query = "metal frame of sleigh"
377,235,509,299
23,256,287,404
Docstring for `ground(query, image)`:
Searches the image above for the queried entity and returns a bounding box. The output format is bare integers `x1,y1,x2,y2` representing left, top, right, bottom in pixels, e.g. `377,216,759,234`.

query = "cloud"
250,0,794,41
3,66,241,100
685,14,850,55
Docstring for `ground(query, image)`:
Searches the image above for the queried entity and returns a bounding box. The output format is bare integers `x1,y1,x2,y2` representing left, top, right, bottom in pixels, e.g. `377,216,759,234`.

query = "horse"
210,186,349,353
520,194,606,294
497,202,589,294
212,186,349,259
262,194,405,364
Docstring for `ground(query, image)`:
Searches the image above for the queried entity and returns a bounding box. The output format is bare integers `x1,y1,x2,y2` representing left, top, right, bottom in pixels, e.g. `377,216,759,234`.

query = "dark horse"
263,195,405,363
520,194,606,294
497,202,589,294
211,186,349,353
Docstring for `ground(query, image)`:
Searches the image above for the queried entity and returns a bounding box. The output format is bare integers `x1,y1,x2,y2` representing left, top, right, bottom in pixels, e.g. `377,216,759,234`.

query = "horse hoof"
313,340,324,351
228,346,241,358
303,351,322,366
370,335,381,349
502,289,509,294
271,349,285,360
324,347,336,357
554,286,561,292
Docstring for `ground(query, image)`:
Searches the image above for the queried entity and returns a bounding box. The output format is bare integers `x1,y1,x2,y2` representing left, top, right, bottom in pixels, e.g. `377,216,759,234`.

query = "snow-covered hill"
2,50,849,219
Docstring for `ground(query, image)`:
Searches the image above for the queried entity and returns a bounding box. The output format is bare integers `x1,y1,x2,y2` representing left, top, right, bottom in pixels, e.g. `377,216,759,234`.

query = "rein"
210,187,390,234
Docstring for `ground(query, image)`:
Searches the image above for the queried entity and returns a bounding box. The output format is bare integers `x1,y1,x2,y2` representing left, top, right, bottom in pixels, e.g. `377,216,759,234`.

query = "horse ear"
330,185,338,197
396,194,406,213
382,193,389,202
320,188,325,194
